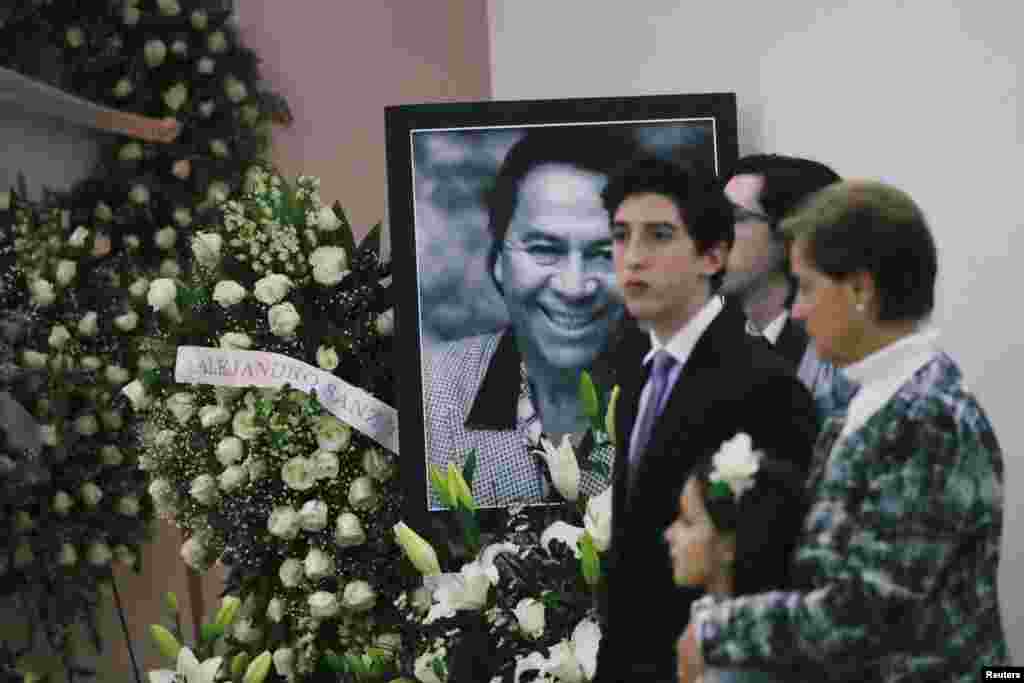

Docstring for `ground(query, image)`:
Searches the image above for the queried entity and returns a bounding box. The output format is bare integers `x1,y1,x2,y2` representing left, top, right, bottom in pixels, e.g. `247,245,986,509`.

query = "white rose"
157,0,181,15
58,543,78,567
268,506,301,540
160,258,182,279
21,350,48,369
334,513,366,548
281,457,316,491
117,497,140,517
191,232,223,270
148,479,176,505
375,309,395,336
95,202,113,222
122,379,152,411
220,332,253,350
65,26,84,47
514,598,546,639
113,78,133,98
77,311,99,337
163,83,188,112
82,356,102,371
304,548,334,581
154,226,177,250
414,646,447,683
48,325,71,350
278,558,304,588
316,206,341,232
53,491,74,515
541,521,585,559
75,414,100,436
538,435,581,502
129,184,150,205
309,246,349,286
316,345,339,371
342,581,377,613
207,31,228,53
138,355,158,372
80,482,103,507
308,591,339,619
207,181,229,204
115,545,138,568
29,279,56,307
173,207,192,227
348,476,378,511
87,542,113,567
55,259,77,286
224,75,248,103
299,499,329,532
233,618,262,644
118,142,143,162
584,486,613,552
209,139,228,158
166,392,196,424
362,448,395,482
314,415,351,452
180,534,213,570
144,39,167,67
147,278,178,311
232,408,261,440
190,474,219,505
68,226,90,248
710,432,762,499
272,648,295,677
101,446,123,465
253,273,292,305
216,437,245,466
199,404,231,428
155,429,178,448
114,310,139,332
268,302,301,337
40,425,59,447
197,57,216,75
190,9,208,30
311,450,340,481
218,465,248,492
101,409,123,431
266,598,285,623
128,277,150,299
198,100,215,118
213,280,246,307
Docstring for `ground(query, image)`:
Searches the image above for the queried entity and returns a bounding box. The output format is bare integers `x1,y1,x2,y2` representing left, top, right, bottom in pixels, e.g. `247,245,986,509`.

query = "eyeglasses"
502,239,615,273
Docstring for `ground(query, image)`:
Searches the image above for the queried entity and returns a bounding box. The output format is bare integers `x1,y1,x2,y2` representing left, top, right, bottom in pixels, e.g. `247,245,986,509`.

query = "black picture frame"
385,93,738,537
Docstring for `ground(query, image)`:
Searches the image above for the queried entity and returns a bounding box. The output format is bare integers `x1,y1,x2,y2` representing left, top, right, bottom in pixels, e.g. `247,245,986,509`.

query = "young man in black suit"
592,159,819,682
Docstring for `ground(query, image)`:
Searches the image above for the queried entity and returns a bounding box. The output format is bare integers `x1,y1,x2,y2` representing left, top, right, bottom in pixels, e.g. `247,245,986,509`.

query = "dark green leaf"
582,458,610,480
456,507,481,554
141,368,161,389
431,656,448,682
462,448,477,489
320,651,347,673
199,622,225,643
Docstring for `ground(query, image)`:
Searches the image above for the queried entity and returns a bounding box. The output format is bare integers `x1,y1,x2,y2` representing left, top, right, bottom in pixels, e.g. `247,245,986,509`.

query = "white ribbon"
174,346,399,454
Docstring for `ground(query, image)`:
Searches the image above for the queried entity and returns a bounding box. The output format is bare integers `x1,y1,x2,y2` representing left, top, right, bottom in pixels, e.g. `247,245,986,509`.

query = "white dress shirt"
838,328,941,440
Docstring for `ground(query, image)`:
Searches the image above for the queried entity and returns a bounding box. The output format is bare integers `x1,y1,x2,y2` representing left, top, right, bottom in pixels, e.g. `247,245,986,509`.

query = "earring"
855,302,866,313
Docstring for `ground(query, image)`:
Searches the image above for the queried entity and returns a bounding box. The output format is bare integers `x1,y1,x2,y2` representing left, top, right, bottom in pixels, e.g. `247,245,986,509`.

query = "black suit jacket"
773,315,811,372
593,298,819,682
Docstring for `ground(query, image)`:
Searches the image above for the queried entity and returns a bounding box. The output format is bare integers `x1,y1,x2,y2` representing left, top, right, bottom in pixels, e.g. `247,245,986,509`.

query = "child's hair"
691,455,811,596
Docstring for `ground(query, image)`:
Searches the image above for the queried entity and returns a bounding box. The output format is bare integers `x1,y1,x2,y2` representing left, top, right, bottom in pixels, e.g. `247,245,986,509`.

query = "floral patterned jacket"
694,352,1008,682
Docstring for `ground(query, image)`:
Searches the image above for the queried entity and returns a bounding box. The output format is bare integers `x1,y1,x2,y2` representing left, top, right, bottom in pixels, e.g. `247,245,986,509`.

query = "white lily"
148,647,222,683
538,435,580,501
710,432,762,500
583,486,613,552
540,521,585,559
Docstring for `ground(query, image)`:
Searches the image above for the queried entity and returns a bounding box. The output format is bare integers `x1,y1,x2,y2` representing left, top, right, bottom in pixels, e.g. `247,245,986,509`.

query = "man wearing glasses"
423,127,642,508
720,155,843,419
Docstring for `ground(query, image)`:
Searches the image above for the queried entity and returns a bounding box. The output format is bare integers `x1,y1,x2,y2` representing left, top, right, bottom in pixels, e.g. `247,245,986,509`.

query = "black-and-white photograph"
386,94,738,513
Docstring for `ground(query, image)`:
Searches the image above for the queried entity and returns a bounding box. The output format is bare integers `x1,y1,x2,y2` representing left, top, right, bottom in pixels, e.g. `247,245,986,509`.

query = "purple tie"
629,350,677,471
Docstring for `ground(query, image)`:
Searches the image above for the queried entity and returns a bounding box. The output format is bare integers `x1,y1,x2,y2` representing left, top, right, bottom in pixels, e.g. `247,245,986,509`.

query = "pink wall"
239,0,493,239
84,3,491,680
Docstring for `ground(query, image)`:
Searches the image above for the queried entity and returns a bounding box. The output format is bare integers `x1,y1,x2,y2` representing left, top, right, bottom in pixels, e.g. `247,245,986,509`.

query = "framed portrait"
385,93,738,529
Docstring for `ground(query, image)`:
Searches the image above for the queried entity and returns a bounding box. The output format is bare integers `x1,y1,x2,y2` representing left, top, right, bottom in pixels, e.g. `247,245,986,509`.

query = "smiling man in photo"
423,127,642,508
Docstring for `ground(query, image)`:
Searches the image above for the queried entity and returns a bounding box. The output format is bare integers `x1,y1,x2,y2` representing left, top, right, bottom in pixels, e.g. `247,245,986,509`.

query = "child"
664,436,811,683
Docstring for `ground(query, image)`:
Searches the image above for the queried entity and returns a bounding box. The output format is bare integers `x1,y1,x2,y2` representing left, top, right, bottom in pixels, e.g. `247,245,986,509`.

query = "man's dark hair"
602,156,734,288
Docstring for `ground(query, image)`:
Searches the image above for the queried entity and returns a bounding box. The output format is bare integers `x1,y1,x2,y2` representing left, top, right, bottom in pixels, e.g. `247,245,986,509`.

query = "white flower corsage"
707,432,762,501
